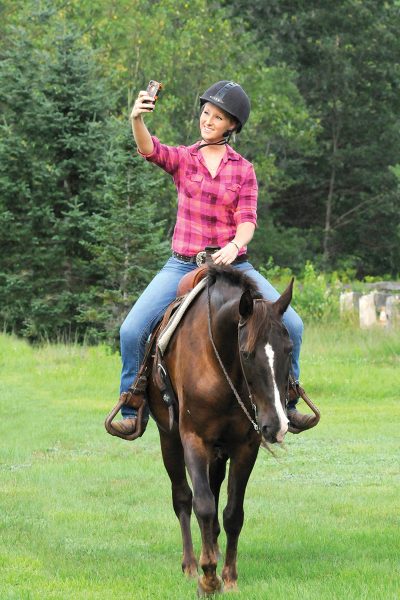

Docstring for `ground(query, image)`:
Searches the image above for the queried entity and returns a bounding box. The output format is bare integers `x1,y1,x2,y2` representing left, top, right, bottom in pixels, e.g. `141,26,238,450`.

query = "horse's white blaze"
265,343,289,440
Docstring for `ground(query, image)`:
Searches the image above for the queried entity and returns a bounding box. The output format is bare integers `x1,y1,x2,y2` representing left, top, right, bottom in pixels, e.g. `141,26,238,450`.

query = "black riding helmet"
199,81,250,133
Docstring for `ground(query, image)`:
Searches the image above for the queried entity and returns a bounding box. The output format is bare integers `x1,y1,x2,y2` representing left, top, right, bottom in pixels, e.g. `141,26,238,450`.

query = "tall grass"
0,324,399,599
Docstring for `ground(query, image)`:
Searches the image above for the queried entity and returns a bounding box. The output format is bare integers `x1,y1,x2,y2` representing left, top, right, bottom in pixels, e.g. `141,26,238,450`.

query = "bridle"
206,282,264,435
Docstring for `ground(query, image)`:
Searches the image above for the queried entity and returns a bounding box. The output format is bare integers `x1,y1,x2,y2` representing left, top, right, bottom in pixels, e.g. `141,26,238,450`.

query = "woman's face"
199,102,236,143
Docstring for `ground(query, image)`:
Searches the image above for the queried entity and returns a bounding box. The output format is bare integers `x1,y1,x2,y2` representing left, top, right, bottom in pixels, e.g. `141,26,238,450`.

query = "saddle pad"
157,277,208,356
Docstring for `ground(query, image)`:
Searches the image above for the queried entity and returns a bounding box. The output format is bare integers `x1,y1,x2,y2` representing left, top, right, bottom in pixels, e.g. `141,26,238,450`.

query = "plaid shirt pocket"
184,173,204,198
221,183,241,205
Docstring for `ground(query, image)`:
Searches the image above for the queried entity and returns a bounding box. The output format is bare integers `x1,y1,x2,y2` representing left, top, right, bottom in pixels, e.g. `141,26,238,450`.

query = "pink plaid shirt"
139,136,258,255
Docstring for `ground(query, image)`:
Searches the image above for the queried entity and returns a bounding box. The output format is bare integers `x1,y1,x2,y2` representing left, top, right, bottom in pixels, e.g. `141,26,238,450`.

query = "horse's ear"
273,277,294,317
239,289,254,320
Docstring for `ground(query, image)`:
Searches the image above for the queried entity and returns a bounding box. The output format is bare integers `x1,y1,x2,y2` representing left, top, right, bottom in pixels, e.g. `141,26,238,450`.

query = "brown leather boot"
108,417,137,437
287,407,316,431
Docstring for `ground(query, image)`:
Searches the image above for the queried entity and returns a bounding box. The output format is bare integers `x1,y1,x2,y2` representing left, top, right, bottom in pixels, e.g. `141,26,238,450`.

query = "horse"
146,264,294,595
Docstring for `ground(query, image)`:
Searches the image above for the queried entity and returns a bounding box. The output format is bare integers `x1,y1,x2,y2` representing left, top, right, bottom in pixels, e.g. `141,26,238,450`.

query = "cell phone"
144,80,163,107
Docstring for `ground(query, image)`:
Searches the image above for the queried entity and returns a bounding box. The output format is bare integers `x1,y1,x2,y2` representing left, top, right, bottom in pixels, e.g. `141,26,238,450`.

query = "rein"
206,280,260,434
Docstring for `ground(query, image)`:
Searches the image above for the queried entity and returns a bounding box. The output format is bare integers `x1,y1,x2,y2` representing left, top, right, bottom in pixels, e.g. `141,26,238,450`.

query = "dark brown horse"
147,265,294,595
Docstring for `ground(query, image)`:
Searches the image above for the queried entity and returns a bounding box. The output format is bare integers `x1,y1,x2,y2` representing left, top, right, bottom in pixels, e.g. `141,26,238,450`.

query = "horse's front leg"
222,441,259,591
209,455,228,560
183,435,223,596
158,429,198,577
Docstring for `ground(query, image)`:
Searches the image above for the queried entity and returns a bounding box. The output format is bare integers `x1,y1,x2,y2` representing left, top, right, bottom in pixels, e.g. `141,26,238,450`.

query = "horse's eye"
241,351,251,361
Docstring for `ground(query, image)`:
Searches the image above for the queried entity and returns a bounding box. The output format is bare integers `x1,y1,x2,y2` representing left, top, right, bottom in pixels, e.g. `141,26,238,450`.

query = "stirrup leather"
287,379,321,434
104,322,162,441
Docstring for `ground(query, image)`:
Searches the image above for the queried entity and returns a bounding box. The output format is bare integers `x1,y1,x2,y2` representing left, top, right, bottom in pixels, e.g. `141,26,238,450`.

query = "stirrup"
287,382,320,434
104,392,147,441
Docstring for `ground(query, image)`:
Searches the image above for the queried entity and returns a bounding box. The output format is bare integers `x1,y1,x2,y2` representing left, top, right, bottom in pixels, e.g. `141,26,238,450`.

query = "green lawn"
0,324,399,599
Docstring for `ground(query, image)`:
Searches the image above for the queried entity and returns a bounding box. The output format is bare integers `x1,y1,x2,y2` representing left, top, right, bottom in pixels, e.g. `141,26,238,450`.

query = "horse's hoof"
197,574,223,597
183,562,198,578
223,580,238,593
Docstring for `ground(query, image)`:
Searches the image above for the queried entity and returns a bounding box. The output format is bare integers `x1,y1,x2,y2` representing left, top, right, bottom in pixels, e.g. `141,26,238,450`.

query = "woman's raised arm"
130,90,155,155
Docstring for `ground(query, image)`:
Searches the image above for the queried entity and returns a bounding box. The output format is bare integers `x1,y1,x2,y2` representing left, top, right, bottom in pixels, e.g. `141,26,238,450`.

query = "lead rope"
206,281,261,434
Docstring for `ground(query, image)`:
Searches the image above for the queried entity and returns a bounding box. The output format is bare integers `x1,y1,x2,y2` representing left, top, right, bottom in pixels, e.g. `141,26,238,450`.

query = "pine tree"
0,22,113,339
78,118,170,345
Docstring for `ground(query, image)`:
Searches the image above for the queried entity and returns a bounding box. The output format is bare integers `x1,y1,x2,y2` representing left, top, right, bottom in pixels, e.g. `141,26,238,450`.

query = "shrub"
260,258,340,322
293,262,340,322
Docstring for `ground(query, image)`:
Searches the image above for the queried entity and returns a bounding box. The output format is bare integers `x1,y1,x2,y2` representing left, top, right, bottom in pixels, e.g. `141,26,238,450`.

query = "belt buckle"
195,251,206,267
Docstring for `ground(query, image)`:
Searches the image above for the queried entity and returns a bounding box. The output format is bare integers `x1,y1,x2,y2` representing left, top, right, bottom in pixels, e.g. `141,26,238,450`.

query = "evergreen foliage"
78,119,170,345
0,23,112,340
226,0,400,275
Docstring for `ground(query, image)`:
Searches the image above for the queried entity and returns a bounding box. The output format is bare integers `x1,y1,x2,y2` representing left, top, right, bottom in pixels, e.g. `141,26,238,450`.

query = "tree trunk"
323,117,339,266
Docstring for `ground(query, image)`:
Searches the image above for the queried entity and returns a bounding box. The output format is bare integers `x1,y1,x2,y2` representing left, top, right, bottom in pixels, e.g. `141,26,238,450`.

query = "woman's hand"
212,242,239,265
130,91,156,120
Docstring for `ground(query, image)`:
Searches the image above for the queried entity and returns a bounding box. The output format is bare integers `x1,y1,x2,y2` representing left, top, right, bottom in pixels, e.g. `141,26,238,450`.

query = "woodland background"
1,0,399,344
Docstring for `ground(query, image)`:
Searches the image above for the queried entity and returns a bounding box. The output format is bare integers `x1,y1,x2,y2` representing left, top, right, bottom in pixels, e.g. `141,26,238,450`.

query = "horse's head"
238,279,294,444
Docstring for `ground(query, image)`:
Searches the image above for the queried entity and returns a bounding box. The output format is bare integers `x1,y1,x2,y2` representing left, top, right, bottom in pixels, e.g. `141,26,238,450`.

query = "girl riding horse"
109,80,314,437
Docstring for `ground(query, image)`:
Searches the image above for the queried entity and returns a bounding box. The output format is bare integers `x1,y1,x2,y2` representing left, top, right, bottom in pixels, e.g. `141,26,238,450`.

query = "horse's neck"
210,292,240,348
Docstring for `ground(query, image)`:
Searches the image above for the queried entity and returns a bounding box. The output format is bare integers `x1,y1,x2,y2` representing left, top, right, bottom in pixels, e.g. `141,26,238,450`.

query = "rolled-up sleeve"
138,136,180,175
234,164,258,226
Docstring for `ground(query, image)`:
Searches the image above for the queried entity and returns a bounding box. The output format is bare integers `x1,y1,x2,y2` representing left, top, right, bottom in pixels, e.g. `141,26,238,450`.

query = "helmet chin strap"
197,130,234,151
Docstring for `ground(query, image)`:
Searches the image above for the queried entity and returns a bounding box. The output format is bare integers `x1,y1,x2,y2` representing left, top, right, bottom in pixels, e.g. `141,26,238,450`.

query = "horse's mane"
207,265,280,353
207,264,262,298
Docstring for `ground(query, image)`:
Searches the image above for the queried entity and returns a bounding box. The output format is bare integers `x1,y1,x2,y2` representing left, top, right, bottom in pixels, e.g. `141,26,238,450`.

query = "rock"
373,292,389,310
359,293,377,328
386,295,400,328
340,291,361,315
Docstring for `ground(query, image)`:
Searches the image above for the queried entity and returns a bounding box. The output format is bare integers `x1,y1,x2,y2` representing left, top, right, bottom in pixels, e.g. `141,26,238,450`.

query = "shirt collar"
223,144,240,162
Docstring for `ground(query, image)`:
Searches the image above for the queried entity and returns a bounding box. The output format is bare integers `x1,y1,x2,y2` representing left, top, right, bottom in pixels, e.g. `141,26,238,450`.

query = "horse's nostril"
262,424,275,438
261,422,285,443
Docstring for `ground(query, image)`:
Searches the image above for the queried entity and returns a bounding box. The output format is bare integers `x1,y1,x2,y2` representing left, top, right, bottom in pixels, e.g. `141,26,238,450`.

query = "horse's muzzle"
261,422,288,444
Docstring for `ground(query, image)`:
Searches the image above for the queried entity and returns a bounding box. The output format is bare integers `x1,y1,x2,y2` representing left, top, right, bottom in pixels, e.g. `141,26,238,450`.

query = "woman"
111,80,314,437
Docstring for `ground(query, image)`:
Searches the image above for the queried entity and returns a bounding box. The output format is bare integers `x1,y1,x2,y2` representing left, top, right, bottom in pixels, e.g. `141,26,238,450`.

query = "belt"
172,250,248,266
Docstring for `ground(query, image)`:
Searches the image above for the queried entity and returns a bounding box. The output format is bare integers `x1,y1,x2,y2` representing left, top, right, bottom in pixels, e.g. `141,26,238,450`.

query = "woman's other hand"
212,242,239,265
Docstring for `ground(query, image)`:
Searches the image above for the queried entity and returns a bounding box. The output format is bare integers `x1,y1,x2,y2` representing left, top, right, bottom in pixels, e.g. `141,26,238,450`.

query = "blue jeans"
119,257,303,417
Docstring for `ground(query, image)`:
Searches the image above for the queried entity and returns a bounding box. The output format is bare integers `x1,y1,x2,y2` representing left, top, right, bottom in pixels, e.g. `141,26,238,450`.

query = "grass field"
0,324,399,599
